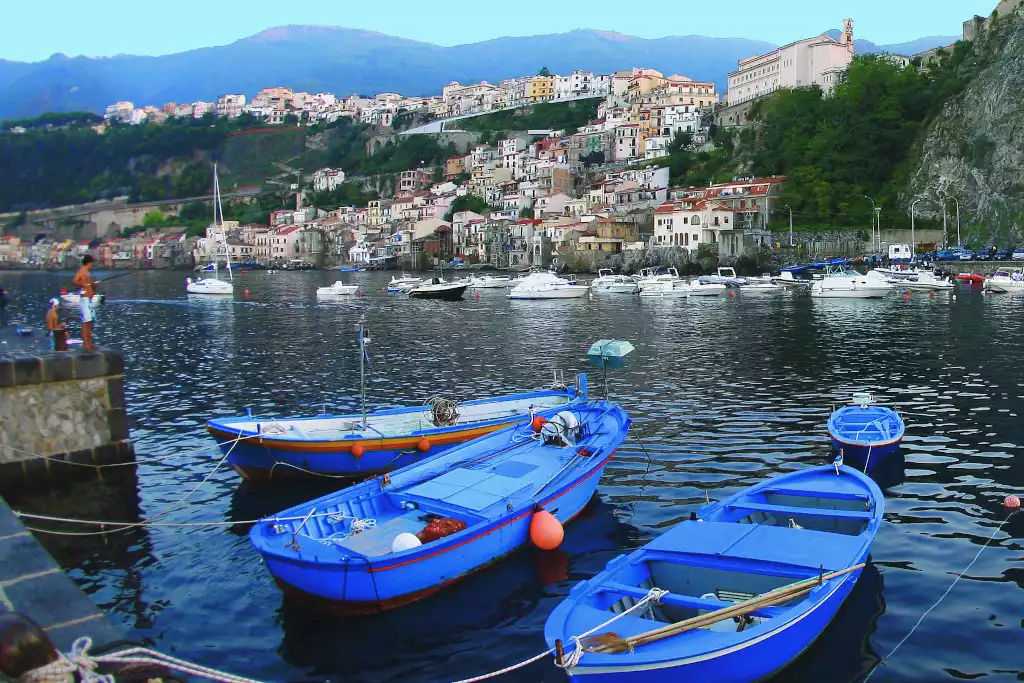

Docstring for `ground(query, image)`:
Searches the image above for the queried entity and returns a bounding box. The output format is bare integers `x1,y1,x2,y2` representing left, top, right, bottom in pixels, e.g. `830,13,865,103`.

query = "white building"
727,19,856,106
312,168,346,193
614,125,641,161
216,94,247,118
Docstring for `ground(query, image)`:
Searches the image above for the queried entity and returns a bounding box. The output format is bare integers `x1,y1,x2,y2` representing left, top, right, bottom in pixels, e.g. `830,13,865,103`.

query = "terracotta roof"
276,225,302,235
654,202,677,214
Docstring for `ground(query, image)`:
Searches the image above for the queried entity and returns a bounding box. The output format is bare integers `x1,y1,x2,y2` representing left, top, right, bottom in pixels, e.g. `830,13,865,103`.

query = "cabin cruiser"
905,270,956,292
984,268,1024,293
590,269,619,288
739,273,780,294
316,281,359,299
639,279,727,298
810,266,892,299
772,267,815,289
507,271,589,299
408,277,468,301
635,267,682,293
387,274,424,293
592,274,638,294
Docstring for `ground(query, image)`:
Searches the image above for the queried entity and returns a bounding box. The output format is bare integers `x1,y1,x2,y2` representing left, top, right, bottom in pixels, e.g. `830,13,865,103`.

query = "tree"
142,210,166,227
174,162,211,198
444,194,490,221
537,66,551,77
518,207,535,219
283,113,299,126
668,130,694,154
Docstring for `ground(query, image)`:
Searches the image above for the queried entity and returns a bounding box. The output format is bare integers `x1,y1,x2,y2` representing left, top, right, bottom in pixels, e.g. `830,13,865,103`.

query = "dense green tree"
444,194,490,221
174,162,211,198
309,182,379,211
537,66,551,77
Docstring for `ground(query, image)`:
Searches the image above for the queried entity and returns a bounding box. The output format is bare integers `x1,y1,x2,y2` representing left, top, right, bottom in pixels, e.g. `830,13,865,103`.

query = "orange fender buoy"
530,508,564,550
532,416,547,433
903,294,910,302
351,444,365,459
1005,494,1021,510
728,290,736,298
417,438,432,452
929,291,935,297
60,288,68,295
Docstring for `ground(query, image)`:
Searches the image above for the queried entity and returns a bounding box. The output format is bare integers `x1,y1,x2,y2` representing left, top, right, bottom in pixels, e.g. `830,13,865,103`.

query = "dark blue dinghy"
827,395,905,472
544,464,883,683
250,401,630,613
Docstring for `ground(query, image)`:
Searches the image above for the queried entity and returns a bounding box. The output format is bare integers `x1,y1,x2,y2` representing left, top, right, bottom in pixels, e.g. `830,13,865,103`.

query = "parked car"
959,249,975,260
1013,248,1024,261
936,249,961,261
996,248,1012,260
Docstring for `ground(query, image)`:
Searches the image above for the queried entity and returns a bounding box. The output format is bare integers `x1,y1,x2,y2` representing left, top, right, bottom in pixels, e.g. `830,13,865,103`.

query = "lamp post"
910,197,925,260
784,204,793,246
862,195,877,254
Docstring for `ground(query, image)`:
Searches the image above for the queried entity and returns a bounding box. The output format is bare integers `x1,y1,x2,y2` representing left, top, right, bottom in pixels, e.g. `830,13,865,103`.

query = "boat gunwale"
826,406,906,447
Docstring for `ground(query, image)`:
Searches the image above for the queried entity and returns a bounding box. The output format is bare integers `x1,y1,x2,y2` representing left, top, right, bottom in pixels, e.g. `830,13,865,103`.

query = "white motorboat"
590,269,619,288
700,267,747,287
810,267,892,299
772,269,814,289
638,279,690,298
739,274,780,294
507,272,590,299
984,268,1024,293
187,164,234,296
407,278,469,301
687,281,728,297
387,274,424,293
905,270,956,292
469,275,511,289
592,275,638,295
61,292,106,306
871,266,920,283
635,267,682,293
316,281,359,299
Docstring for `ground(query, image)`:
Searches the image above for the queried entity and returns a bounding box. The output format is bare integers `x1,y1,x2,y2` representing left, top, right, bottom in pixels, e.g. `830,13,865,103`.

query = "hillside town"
1,18,949,271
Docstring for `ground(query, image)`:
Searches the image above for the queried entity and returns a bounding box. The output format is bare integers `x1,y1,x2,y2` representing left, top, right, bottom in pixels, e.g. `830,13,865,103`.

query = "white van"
888,244,913,262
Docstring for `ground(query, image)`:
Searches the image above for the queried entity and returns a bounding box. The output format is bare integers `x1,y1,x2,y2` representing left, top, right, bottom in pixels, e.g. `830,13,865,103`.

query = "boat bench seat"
603,581,785,619
762,487,870,503
335,512,426,557
728,502,872,521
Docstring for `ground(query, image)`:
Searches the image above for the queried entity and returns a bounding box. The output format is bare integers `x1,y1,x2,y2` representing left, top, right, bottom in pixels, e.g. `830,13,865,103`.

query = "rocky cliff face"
907,9,1024,243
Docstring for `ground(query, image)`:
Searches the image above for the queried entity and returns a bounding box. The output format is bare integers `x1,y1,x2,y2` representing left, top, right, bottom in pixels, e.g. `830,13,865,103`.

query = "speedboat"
772,266,815,289
639,279,690,298
316,281,359,299
249,401,630,612
508,272,590,299
700,267,747,287
544,463,883,683
469,275,511,289
686,281,728,297
408,278,468,301
207,375,588,481
810,267,891,299
635,268,681,294
739,274,779,294
983,268,1024,293
905,270,956,292
593,275,639,295
591,269,619,289
387,274,424,293
186,275,234,295
827,393,905,473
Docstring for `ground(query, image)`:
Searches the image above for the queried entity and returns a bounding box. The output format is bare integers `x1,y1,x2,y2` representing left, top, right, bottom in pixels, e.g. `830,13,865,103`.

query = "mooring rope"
450,587,668,683
21,636,263,683
862,508,1019,681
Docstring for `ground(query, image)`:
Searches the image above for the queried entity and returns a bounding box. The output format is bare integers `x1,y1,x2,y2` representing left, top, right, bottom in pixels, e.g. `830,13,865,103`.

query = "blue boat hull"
829,437,901,472
565,570,860,683
262,452,613,612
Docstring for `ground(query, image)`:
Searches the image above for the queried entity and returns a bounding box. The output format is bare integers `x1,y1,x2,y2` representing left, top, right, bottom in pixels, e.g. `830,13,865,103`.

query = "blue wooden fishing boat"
207,375,587,482
827,394,905,472
544,464,883,683
250,401,630,613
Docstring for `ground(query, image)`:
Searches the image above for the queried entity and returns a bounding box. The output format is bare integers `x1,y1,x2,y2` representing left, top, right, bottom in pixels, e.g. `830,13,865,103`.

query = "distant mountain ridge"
0,27,961,121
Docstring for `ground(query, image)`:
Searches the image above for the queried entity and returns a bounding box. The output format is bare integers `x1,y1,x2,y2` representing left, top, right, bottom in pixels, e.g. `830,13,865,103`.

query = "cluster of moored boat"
203,367,910,682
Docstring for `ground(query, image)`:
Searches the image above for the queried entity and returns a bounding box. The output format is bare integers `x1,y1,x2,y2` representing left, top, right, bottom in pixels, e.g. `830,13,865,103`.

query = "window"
692,215,701,226
692,234,698,242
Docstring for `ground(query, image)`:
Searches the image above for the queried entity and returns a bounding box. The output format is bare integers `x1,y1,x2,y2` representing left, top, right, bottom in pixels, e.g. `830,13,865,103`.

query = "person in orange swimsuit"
71,255,98,352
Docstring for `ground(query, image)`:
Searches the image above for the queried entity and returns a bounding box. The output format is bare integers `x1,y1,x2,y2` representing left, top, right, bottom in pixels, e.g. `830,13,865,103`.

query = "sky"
3,0,998,62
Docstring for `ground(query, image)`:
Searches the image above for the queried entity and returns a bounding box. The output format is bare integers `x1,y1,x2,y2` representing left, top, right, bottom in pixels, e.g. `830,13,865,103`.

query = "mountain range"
0,26,959,121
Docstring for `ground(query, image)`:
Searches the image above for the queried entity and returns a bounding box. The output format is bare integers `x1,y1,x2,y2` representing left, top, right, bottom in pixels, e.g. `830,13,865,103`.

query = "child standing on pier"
45,298,68,351
71,256,98,352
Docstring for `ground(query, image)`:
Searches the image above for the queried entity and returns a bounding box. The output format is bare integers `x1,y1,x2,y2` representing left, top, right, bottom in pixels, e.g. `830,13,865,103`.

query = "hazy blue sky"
4,0,997,62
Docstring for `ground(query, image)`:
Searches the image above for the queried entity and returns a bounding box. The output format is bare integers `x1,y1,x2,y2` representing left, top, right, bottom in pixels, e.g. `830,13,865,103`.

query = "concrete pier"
0,326,133,494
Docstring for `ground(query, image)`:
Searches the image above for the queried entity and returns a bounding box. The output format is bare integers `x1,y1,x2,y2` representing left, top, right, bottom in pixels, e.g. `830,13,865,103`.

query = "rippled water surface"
4,269,1024,683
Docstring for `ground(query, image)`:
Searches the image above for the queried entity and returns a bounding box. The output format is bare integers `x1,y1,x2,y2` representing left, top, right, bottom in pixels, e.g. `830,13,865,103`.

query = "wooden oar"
584,563,865,654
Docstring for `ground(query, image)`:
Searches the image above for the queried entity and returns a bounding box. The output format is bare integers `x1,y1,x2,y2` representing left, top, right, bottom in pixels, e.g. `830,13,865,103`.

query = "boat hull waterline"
251,401,631,613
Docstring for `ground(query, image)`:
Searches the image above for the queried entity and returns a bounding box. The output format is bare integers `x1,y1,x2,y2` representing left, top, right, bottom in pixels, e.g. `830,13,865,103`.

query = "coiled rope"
450,587,668,683
21,636,263,683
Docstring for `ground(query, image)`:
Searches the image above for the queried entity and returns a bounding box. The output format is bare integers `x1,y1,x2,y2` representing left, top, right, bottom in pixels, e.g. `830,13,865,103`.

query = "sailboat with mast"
186,164,235,295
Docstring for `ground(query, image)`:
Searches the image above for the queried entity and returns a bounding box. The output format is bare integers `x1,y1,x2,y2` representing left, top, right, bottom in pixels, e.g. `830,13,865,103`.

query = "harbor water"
3,269,1023,683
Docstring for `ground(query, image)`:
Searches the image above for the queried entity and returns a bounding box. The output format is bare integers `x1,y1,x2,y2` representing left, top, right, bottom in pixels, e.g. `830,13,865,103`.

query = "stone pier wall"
0,349,133,493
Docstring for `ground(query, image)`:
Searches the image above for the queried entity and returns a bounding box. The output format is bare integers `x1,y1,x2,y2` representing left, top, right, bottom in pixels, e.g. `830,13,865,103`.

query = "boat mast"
214,163,233,282
357,318,368,429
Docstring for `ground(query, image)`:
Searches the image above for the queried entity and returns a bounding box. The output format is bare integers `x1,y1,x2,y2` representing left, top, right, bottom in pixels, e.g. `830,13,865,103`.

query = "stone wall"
0,349,132,493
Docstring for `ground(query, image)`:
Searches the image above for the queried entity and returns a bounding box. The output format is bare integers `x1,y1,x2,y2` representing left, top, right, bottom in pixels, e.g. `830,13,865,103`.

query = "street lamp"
784,204,794,247
862,195,877,254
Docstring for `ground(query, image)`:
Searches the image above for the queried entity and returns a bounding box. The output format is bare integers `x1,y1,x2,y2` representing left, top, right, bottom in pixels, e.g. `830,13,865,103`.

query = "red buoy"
532,416,547,433
529,509,564,550
475,293,481,300
903,294,910,302
728,290,736,298
1005,494,1021,510
60,289,68,295
351,444,365,459
417,438,432,452
930,291,935,297
244,289,250,296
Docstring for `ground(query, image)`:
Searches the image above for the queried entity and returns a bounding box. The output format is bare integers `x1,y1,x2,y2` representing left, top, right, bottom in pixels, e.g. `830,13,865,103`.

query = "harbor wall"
0,348,133,494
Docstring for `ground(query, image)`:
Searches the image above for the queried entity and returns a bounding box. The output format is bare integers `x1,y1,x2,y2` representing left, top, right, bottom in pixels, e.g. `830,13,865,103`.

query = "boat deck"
215,394,568,441
829,406,903,444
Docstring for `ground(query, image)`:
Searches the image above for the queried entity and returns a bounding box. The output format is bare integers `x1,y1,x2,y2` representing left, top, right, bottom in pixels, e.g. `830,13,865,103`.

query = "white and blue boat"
826,394,905,473
250,400,631,613
207,376,587,482
544,464,883,683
